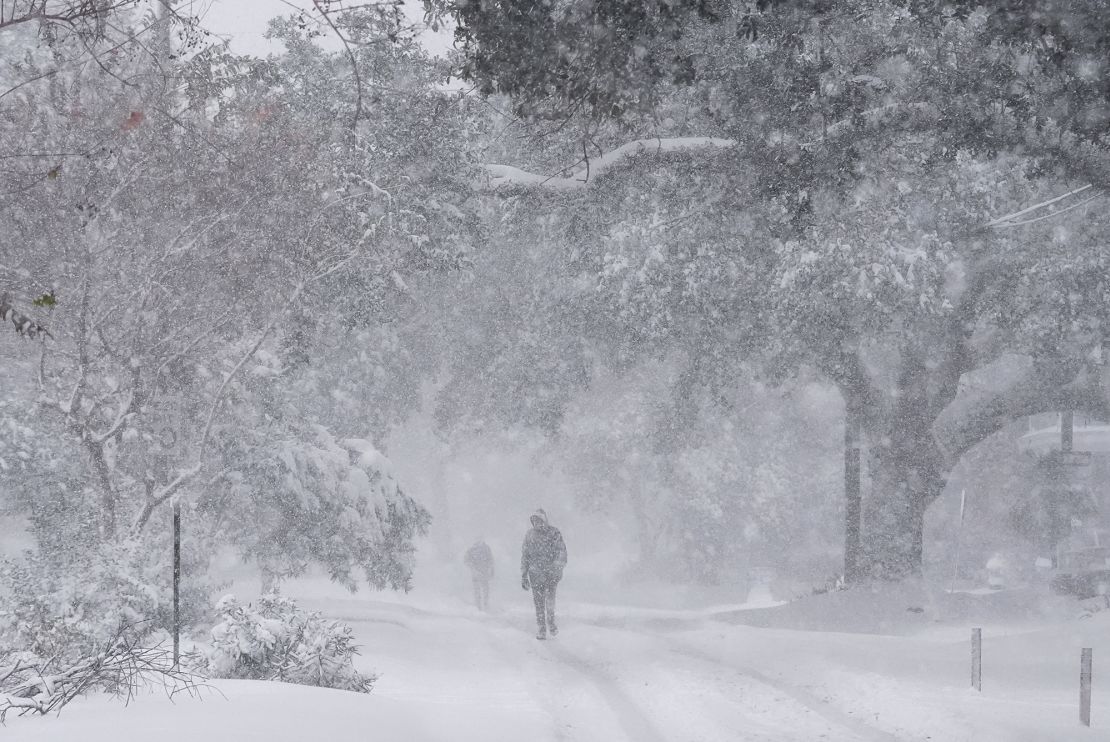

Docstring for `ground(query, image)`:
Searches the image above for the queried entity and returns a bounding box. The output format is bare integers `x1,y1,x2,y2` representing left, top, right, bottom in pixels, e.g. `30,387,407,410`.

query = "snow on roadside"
3,678,544,742
5,579,1107,742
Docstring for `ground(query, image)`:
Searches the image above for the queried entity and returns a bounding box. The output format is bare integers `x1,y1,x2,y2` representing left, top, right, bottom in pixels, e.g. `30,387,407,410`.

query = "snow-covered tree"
557,361,842,584
213,426,429,591
444,0,1110,579
1,6,475,602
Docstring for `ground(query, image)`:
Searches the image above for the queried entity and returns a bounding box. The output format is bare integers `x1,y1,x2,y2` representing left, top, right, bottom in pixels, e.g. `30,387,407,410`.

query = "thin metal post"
1081,648,1093,727
971,627,982,691
1062,410,1074,453
173,501,181,668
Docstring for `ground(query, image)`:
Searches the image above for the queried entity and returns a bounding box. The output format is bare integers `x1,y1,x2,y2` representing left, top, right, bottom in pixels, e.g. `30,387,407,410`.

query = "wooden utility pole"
844,396,862,583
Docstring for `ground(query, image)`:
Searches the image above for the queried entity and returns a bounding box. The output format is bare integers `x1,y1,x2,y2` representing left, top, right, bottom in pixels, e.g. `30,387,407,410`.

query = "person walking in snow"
520,509,567,640
464,538,495,611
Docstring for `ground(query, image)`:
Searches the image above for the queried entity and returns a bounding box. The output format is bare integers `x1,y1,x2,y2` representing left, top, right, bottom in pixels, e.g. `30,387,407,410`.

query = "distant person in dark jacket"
464,539,495,611
520,509,567,639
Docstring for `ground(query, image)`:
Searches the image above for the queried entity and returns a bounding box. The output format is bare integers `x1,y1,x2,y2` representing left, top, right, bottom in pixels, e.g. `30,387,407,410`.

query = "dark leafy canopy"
444,0,1110,184
449,0,731,120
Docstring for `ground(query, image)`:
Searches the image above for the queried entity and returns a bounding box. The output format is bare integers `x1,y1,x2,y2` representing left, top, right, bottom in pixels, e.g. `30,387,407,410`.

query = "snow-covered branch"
132,463,202,533
90,388,135,445
134,246,364,533
933,356,1110,465
482,137,736,191
0,1,137,34
0,626,205,722
196,281,305,458
480,102,946,192
986,184,1102,228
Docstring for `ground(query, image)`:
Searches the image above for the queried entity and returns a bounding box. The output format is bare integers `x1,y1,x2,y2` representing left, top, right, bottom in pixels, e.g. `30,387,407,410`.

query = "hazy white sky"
195,0,453,57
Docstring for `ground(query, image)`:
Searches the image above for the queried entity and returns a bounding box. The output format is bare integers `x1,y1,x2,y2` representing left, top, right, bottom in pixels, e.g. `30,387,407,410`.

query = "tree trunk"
260,568,279,594
858,352,948,580
860,427,946,579
86,440,117,541
629,486,659,566
843,393,862,582
840,337,1110,580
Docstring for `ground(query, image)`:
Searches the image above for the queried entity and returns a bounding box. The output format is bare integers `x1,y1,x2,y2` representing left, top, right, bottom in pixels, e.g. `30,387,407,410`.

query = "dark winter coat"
464,541,495,579
521,512,567,585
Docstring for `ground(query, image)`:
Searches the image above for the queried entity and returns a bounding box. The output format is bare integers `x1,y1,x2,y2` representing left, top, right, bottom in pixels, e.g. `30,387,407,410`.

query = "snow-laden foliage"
203,594,374,693
1,5,469,603
437,0,1110,581
0,537,210,662
214,427,430,591
557,363,841,584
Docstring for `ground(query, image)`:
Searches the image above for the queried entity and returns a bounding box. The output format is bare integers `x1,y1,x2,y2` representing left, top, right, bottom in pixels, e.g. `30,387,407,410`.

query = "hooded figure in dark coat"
464,539,494,611
520,508,567,639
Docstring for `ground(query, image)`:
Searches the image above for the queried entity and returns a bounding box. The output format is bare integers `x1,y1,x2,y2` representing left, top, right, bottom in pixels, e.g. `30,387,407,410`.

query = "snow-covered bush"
1079,594,1110,619
0,537,211,662
203,593,374,693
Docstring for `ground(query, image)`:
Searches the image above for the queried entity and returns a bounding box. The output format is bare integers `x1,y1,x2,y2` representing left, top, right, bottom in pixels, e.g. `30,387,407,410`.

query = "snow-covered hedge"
203,593,374,693
0,538,209,662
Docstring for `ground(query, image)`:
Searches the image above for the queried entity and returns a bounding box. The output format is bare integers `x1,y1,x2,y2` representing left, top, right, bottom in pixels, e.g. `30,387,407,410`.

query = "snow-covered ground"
6,575,1107,742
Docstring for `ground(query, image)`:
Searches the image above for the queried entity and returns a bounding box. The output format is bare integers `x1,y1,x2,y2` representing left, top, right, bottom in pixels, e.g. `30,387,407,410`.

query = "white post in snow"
951,488,967,590
1081,648,1093,727
971,627,982,691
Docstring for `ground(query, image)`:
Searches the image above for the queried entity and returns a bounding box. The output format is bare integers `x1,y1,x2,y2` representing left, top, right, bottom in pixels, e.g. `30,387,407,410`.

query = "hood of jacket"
530,509,549,528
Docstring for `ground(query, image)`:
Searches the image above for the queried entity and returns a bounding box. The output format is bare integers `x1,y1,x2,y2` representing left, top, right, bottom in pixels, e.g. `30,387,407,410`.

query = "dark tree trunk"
87,440,117,541
858,353,947,579
843,393,862,582
860,445,945,579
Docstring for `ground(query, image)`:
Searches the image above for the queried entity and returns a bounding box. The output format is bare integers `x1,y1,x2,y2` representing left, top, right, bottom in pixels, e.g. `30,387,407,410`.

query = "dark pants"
530,579,558,632
472,577,490,611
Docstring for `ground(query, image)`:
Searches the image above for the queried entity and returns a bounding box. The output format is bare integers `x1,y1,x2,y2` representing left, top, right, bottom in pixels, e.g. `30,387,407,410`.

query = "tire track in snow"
487,613,669,742
482,622,573,742
329,598,899,741
644,633,904,742
540,640,670,742
502,609,898,742
577,610,904,741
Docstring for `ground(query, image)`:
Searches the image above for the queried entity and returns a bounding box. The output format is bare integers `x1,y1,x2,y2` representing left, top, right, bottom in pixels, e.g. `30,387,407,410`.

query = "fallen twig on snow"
0,623,210,723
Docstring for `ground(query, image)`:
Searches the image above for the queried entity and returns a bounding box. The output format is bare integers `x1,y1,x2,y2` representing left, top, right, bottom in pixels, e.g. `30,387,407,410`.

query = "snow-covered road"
6,584,1108,741
330,597,900,742
312,584,1108,742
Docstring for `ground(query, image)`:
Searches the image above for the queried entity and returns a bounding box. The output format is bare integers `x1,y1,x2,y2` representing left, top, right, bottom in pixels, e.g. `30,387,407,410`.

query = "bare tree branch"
0,623,209,722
